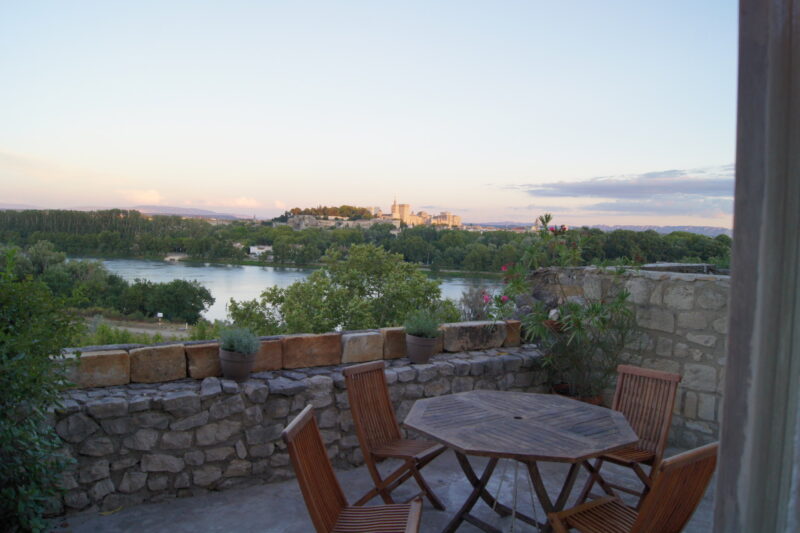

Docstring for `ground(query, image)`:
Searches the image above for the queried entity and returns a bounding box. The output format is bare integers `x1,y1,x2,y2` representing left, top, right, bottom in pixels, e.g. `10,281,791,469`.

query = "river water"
92,258,502,322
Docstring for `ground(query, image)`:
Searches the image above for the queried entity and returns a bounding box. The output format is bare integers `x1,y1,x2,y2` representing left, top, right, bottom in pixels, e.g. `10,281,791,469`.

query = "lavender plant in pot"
219,328,260,381
403,309,440,364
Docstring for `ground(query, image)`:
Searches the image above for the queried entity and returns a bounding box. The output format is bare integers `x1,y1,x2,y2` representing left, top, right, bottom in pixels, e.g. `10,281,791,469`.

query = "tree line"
0,209,732,271
0,241,214,324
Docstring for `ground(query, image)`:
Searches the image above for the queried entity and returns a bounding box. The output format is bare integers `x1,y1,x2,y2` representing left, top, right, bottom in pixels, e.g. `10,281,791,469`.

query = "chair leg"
577,458,617,503
576,458,599,503
357,459,414,506
631,464,653,510
410,464,445,510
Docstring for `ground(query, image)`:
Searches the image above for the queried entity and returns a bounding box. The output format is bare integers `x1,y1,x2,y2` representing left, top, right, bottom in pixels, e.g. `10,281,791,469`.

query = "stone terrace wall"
53,347,545,515
64,320,522,388
534,267,729,448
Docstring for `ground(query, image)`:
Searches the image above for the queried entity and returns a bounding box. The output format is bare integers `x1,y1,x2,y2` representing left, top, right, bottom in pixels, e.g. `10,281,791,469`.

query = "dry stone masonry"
533,267,729,448
53,346,546,514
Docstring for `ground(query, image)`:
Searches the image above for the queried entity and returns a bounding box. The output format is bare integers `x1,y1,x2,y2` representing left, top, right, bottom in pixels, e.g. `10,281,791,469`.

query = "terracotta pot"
219,349,256,382
405,334,437,364
543,319,564,333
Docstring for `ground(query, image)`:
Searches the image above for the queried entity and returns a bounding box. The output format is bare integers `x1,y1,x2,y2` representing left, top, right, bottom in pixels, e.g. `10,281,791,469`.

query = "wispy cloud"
510,164,734,218
522,165,734,199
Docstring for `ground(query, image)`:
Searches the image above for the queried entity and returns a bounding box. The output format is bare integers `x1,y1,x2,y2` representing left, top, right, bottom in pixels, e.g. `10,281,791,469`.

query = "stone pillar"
715,1,800,531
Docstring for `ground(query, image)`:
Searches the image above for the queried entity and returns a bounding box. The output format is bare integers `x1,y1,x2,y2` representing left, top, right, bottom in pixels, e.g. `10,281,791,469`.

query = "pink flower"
483,293,491,304
501,265,508,272
501,295,509,302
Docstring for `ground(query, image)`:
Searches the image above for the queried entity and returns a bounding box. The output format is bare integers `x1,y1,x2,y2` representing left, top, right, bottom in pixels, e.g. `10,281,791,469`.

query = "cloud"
523,165,734,199
118,189,164,204
587,197,733,216
274,200,287,209
507,164,734,219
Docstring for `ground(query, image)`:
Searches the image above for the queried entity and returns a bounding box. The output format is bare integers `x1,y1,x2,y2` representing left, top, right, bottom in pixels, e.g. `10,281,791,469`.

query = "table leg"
446,453,541,533
455,452,512,517
443,454,501,533
527,461,581,533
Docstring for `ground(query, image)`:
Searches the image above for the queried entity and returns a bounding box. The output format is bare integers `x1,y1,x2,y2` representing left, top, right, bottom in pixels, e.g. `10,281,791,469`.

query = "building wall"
533,267,729,448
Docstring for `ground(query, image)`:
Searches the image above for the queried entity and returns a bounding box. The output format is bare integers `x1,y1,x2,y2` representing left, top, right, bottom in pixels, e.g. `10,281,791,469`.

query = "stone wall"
533,267,729,448
53,346,545,514
63,320,522,388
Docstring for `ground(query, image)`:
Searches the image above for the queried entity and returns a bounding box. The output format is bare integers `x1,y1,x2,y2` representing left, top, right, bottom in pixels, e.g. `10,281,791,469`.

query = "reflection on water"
85,258,503,322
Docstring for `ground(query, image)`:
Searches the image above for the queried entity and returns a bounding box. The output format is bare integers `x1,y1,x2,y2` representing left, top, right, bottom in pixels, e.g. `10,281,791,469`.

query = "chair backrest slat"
343,361,402,453
612,364,681,460
282,405,347,533
631,442,718,533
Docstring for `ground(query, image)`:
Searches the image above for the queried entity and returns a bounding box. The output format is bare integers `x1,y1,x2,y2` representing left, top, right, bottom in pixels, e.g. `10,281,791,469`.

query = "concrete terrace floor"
53,448,714,533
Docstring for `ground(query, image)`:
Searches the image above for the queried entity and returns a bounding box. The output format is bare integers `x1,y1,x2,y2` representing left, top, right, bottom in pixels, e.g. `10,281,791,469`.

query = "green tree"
0,252,80,531
230,244,444,333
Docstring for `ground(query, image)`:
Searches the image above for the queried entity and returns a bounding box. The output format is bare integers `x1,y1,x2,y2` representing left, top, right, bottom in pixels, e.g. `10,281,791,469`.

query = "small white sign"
156,312,164,318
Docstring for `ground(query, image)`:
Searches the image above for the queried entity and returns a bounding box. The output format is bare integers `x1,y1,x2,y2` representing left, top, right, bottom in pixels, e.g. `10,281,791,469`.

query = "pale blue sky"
0,1,737,225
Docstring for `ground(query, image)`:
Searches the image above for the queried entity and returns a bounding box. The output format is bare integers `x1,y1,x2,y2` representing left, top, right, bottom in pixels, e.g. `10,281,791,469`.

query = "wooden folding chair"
576,364,681,508
549,442,717,533
282,405,422,533
343,361,446,509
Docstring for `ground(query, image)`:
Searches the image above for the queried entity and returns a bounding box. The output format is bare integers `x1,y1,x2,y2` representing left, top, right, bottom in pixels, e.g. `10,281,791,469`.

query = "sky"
0,1,738,226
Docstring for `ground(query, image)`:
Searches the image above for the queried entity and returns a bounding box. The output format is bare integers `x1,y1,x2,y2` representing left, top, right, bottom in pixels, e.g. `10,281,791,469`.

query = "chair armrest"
404,497,423,533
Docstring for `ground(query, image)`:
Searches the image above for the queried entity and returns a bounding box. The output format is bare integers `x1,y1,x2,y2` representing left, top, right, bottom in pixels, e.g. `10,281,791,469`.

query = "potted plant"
403,309,440,364
219,328,260,381
522,290,637,404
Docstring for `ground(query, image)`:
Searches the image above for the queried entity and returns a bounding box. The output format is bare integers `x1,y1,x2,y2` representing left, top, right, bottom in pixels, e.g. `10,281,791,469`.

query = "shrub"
403,309,440,339
0,252,80,532
219,328,259,354
522,290,637,398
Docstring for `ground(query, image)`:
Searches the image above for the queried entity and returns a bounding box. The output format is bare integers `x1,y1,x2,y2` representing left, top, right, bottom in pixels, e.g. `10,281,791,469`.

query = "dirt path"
95,318,191,339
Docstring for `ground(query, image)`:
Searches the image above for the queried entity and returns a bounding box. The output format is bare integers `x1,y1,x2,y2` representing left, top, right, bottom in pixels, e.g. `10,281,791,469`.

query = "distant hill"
470,221,732,237
0,202,40,210
0,204,245,220
589,225,732,237
131,205,241,220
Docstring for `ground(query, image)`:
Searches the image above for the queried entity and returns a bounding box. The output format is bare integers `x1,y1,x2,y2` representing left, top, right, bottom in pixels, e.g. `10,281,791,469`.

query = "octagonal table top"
403,390,638,463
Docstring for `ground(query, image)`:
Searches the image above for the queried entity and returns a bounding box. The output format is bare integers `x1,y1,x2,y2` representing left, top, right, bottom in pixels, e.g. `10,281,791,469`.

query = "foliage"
403,309,441,338
219,328,260,354
0,209,733,273
458,285,517,322
287,205,373,220
228,244,446,333
0,251,81,532
187,319,227,341
0,242,214,324
521,290,638,398
120,279,214,324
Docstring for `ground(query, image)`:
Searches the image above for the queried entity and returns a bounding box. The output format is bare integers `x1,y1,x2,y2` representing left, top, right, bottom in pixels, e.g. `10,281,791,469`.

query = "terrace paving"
54,447,714,532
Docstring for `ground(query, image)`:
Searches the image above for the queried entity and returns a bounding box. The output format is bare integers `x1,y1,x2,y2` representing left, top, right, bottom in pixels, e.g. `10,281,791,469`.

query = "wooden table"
403,390,638,532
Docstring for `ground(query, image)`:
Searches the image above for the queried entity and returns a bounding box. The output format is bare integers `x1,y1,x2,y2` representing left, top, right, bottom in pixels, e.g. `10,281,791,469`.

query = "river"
91,258,502,322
